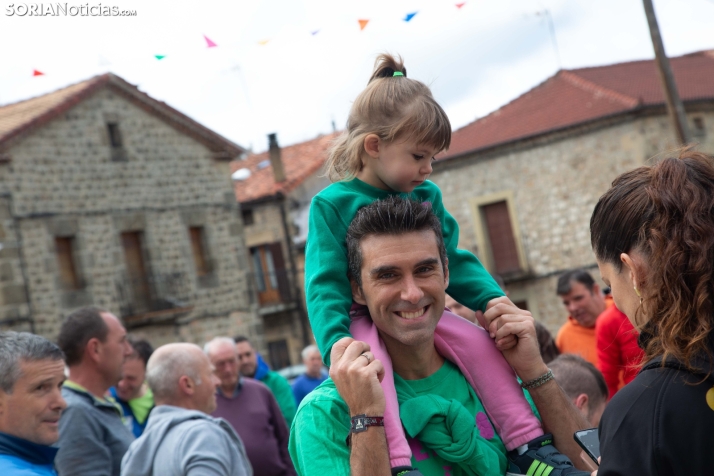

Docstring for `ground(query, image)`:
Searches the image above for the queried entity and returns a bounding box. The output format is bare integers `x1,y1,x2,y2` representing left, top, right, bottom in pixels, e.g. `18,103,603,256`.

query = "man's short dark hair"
127,336,154,367
234,335,251,345
549,354,608,406
346,196,447,286
0,332,64,393
57,306,110,366
556,269,596,296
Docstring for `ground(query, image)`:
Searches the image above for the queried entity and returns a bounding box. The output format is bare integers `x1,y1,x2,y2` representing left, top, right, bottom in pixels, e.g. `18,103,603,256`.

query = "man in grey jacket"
121,343,252,476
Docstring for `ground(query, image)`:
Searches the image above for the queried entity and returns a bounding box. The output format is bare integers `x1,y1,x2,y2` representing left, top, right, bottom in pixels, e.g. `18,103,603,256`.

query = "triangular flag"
32,70,44,76
258,39,270,46
404,12,418,22
456,2,466,8
203,35,217,48
311,29,320,36
154,55,166,60
358,19,369,31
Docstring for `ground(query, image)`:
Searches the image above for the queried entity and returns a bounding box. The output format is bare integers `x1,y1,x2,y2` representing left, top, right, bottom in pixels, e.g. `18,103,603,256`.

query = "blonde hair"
324,54,452,183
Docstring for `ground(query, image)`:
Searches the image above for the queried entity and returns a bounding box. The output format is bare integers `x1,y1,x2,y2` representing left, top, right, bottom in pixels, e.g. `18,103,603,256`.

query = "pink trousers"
350,307,543,469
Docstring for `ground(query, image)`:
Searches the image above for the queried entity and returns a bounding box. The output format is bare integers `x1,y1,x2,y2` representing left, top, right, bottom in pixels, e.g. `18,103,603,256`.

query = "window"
267,339,291,370
55,237,81,290
692,117,706,138
107,123,123,148
470,191,527,276
250,243,291,305
242,208,254,226
189,227,210,277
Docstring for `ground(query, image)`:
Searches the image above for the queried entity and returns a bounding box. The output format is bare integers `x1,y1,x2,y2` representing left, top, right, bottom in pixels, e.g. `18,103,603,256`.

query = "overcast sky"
1,0,713,153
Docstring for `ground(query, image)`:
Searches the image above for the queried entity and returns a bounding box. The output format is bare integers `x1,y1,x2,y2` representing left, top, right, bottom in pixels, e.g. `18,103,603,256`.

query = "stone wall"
430,109,714,334
0,87,261,348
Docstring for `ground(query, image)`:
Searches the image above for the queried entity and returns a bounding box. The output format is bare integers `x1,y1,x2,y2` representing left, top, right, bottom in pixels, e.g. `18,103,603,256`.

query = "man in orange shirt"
555,269,607,367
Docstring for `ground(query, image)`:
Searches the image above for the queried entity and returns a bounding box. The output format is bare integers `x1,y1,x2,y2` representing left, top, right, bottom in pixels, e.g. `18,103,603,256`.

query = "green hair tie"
393,71,404,77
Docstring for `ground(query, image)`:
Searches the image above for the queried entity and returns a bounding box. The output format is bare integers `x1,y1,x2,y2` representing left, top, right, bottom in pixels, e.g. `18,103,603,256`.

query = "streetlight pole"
642,0,690,145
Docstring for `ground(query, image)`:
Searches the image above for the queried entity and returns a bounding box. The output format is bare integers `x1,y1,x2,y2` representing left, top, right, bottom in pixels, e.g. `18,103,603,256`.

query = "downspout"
278,195,311,348
0,192,36,333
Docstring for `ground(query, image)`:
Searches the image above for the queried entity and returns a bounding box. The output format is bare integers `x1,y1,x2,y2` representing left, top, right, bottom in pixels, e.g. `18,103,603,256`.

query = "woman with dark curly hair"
590,149,714,475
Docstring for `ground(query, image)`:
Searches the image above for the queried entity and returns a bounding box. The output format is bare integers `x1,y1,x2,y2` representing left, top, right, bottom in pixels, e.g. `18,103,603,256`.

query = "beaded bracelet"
520,369,554,390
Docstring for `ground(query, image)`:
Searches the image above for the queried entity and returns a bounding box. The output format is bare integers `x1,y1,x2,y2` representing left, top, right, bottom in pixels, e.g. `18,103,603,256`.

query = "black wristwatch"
346,414,384,446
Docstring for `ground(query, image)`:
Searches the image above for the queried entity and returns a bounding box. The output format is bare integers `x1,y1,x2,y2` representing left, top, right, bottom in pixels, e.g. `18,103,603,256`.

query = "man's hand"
482,297,548,382
329,337,386,416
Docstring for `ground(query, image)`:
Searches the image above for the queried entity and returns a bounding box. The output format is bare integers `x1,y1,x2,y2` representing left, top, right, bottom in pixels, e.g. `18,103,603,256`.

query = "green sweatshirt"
304,179,504,364
261,371,297,427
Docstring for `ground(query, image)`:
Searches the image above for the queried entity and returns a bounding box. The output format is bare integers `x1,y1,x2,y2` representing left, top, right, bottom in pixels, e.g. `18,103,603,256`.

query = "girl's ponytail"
368,54,407,83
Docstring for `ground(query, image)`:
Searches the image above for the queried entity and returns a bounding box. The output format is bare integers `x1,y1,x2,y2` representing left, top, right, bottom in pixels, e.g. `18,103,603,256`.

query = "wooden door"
121,232,150,312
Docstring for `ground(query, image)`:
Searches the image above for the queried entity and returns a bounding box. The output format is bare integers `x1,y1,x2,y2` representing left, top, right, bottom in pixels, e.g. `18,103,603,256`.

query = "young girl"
305,54,577,475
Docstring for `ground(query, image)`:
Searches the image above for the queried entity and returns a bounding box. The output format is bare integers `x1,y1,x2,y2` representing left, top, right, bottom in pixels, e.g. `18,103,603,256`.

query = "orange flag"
358,19,369,30
33,69,44,76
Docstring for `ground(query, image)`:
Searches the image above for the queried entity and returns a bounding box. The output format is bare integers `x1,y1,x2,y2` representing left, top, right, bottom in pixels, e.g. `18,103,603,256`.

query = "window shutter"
55,237,81,290
268,242,292,302
482,201,521,274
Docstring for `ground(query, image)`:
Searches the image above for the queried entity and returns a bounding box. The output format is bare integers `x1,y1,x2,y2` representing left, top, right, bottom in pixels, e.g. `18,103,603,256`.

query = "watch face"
354,418,365,430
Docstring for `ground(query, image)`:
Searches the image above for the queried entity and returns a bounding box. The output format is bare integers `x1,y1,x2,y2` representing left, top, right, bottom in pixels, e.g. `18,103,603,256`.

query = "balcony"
116,272,193,328
253,268,298,315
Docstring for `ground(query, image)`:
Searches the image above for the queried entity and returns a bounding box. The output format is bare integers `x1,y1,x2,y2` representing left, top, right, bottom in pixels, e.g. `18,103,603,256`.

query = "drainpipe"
268,133,311,348
0,192,36,333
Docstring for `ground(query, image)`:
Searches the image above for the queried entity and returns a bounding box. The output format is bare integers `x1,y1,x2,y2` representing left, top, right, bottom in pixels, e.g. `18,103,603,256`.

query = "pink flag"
456,2,466,8
203,35,217,48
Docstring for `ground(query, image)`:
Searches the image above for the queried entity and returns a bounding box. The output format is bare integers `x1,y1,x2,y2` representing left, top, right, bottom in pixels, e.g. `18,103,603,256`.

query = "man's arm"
55,405,114,476
265,372,298,426
483,298,591,470
330,337,390,476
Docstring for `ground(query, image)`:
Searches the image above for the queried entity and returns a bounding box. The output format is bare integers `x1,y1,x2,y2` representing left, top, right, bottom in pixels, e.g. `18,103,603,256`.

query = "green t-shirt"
304,179,504,365
289,361,537,476
262,371,297,427
127,387,154,425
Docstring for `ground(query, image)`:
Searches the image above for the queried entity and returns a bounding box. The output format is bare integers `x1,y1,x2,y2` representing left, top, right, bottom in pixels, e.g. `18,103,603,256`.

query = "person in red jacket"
595,301,645,398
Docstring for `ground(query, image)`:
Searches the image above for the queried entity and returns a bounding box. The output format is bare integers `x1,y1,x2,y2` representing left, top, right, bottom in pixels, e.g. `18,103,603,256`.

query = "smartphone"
574,428,600,465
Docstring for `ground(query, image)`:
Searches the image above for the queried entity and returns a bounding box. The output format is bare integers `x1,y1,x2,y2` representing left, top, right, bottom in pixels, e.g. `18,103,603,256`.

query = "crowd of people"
1,52,714,476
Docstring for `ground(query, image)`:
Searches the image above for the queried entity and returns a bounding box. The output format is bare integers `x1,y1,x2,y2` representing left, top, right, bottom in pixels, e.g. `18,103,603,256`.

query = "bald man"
121,343,252,476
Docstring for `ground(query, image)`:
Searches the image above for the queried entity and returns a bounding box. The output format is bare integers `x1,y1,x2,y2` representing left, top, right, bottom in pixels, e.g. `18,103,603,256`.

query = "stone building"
429,50,714,333
0,73,264,348
231,132,335,368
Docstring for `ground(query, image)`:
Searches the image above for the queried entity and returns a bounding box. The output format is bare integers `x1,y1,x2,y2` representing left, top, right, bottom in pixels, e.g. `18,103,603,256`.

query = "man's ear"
178,375,194,396
574,393,589,412
350,279,367,306
86,338,101,363
591,282,601,296
443,257,450,289
363,134,380,160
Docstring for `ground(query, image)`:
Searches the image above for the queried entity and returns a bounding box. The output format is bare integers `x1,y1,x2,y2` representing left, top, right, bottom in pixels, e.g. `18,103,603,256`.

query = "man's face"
303,351,323,378
116,356,146,401
207,343,240,390
559,281,604,328
0,359,67,445
194,353,221,414
97,313,132,385
235,341,257,377
351,230,449,352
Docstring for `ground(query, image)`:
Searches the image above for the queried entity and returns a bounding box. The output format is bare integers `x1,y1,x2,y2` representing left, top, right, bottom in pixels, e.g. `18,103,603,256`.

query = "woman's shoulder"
599,360,714,475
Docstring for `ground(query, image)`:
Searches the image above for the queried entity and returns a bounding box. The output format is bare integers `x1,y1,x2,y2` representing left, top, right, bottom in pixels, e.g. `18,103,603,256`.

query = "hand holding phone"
574,428,600,465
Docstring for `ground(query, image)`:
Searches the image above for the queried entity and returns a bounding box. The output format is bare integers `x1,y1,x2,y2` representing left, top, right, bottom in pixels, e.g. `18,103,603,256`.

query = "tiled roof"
443,49,714,160
232,132,338,203
0,73,246,157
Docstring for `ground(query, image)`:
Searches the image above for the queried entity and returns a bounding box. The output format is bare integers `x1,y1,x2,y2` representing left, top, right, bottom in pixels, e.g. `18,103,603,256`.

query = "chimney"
268,133,286,183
